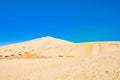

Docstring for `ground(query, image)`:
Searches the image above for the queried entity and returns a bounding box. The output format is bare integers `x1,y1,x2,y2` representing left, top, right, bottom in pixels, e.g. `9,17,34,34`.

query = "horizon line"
0,36,120,47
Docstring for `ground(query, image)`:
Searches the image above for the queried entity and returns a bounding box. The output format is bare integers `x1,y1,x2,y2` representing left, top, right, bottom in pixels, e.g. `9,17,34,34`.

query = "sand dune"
0,37,120,58
0,36,120,80
0,36,74,58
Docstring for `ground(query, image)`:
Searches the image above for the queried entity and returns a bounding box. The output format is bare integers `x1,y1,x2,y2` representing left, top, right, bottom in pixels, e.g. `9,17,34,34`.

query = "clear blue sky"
0,0,120,45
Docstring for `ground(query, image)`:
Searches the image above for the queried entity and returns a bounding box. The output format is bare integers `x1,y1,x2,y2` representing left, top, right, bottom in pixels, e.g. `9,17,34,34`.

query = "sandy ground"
0,37,120,80
0,50,120,80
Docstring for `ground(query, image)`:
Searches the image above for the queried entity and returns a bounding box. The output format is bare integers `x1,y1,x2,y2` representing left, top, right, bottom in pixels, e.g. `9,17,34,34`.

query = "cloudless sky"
0,0,120,45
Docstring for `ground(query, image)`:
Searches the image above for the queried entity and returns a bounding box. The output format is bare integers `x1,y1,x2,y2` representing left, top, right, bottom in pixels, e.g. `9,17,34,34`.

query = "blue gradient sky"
0,0,120,45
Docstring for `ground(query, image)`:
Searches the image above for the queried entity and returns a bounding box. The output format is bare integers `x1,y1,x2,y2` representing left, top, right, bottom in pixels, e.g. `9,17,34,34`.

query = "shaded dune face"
0,37,120,59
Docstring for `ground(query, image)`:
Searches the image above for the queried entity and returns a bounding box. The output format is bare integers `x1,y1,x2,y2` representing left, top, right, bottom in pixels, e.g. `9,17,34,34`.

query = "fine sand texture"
0,36,120,80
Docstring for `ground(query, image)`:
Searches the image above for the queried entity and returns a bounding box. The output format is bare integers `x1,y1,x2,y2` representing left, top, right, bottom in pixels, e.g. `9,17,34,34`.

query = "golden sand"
0,37,120,80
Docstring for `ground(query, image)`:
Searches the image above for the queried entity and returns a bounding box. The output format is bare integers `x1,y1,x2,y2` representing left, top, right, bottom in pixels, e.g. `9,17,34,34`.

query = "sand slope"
0,36,120,80
0,36,74,58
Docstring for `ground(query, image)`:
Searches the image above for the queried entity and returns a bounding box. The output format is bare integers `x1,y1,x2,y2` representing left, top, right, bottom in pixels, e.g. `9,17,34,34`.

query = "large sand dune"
0,36,120,80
